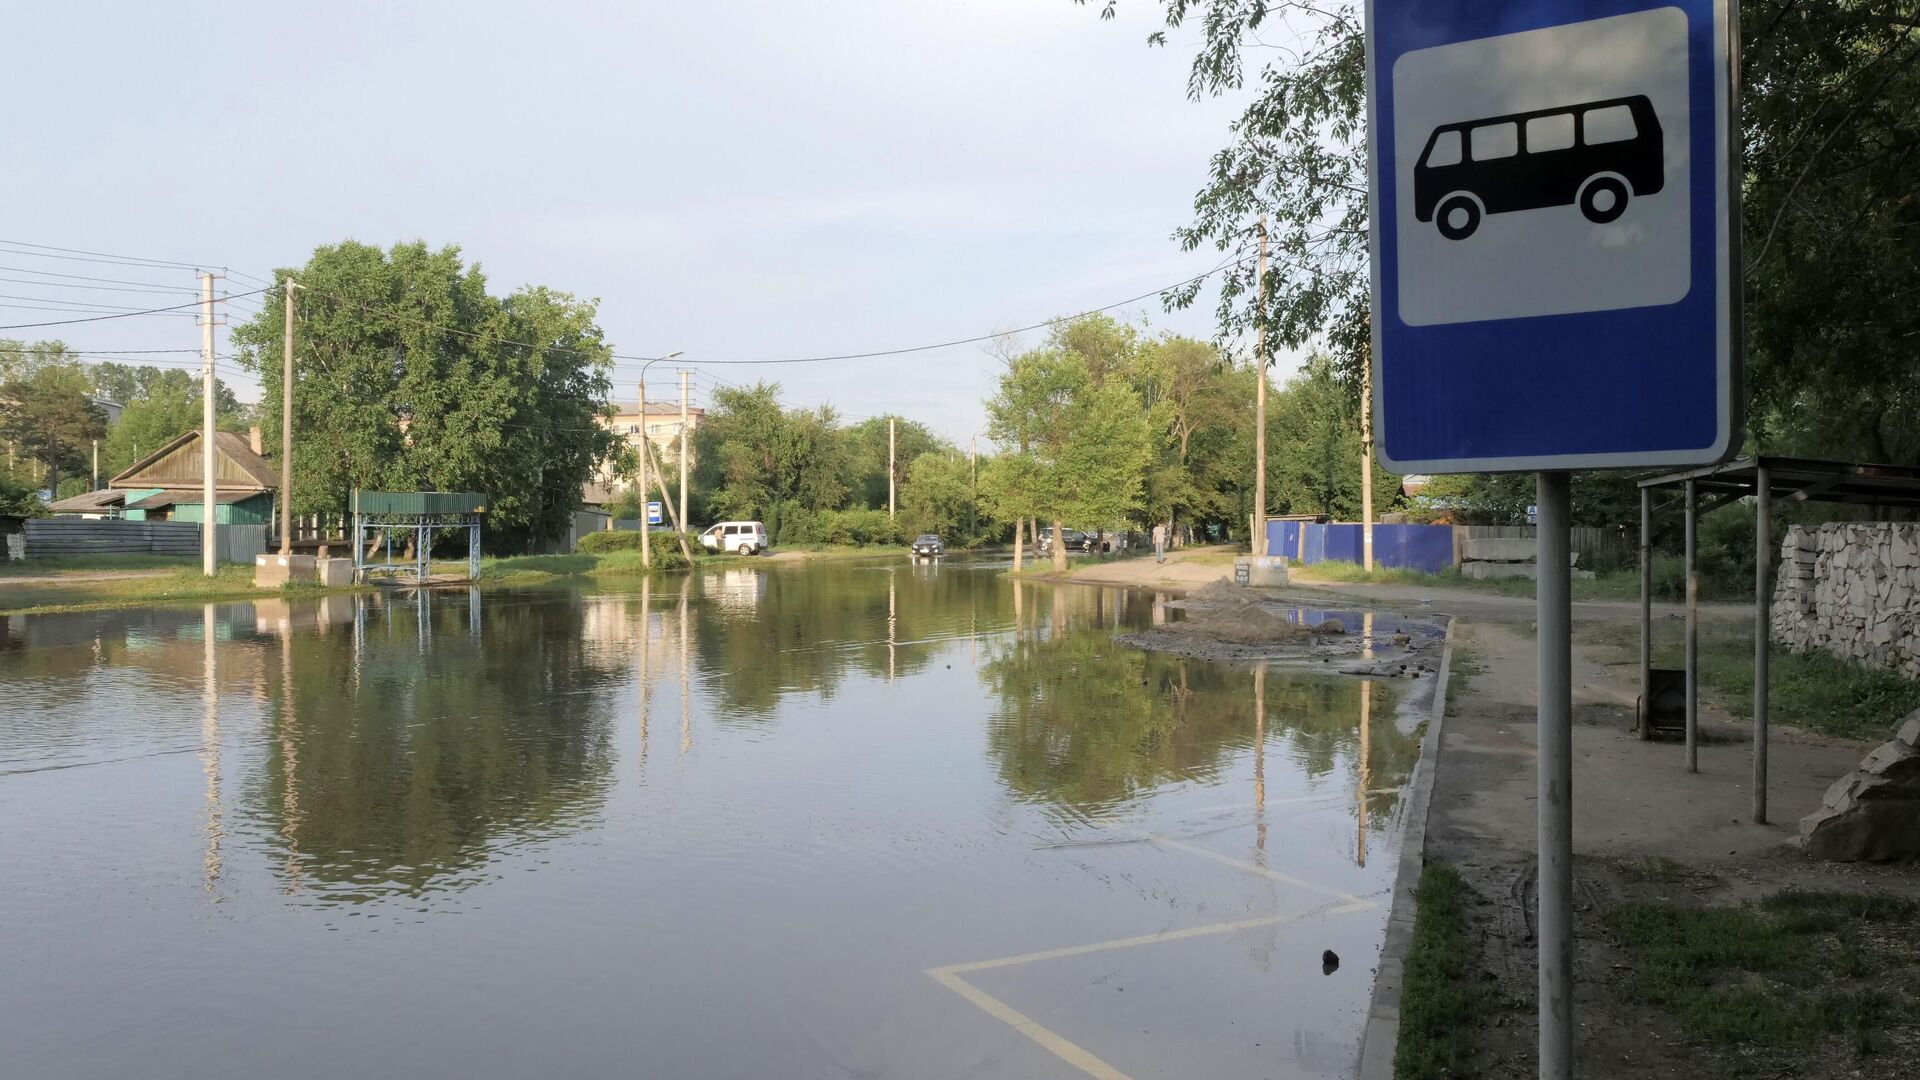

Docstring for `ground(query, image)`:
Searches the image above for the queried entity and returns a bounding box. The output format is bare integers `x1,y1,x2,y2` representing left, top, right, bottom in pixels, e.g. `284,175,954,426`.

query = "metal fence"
24,520,267,563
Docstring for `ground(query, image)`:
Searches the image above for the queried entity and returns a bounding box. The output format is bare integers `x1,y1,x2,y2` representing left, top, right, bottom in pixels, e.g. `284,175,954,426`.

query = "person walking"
1152,521,1167,563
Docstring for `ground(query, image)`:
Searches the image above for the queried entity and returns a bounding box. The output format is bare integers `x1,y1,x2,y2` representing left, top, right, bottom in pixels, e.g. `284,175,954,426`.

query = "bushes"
576,529,645,553
574,529,694,569
772,505,901,547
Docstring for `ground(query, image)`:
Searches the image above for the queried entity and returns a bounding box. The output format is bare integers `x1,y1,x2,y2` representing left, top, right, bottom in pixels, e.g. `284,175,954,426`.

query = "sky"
1,1,1276,443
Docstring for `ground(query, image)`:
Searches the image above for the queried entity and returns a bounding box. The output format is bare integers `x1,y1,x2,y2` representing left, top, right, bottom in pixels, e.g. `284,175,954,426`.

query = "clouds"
2,0,1253,437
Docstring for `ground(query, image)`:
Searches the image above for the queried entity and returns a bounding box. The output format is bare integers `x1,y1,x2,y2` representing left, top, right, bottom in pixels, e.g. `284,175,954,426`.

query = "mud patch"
1117,582,1447,674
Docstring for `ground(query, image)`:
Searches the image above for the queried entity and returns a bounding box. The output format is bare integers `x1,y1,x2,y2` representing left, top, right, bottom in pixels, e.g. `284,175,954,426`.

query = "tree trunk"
1012,517,1024,571
1052,518,1067,572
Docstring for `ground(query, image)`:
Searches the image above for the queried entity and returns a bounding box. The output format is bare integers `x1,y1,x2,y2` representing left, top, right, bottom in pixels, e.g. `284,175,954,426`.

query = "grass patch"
1292,557,1745,603
1606,890,1920,1052
1581,619,1920,740
0,564,347,615
0,553,198,577
1395,861,1475,1080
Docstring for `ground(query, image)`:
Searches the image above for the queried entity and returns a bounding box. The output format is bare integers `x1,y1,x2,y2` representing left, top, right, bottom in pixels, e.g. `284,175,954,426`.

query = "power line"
657,255,1254,366
0,264,198,290
0,238,223,272
0,274,195,296
0,285,269,330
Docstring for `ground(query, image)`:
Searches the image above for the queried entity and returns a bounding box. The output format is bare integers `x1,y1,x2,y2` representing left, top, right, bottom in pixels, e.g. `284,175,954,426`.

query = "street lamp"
636,351,683,567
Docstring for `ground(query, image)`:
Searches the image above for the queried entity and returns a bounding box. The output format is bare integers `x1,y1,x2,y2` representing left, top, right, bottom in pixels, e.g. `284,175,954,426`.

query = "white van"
699,521,768,556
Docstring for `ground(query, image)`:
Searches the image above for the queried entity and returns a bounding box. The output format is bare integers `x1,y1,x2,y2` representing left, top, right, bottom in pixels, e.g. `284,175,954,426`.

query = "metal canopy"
1637,455,1920,510
1636,453,1920,831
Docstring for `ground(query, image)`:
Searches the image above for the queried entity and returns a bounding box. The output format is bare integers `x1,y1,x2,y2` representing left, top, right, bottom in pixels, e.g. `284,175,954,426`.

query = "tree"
845,415,949,510
978,451,1044,567
987,335,1152,570
1135,333,1247,536
0,363,106,496
690,382,851,538
88,361,243,421
229,241,617,551
100,380,201,477
899,450,978,543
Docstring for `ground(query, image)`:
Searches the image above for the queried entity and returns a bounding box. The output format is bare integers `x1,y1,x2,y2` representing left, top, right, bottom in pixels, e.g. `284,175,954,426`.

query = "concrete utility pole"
280,278,296,556
1361,357,1375,571
634,351,683,569
91,439,98,490
638,378,650,568
1254,218,1269,556
678,369,690,537
888,416,897,520
200,271,217,577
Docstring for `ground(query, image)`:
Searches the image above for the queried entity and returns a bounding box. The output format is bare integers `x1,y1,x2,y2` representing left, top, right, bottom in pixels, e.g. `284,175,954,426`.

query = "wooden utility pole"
1253,218,1269,556
1361,357,1375,571
678,370,690,536
280,278,296,555
638,380,650,568
200,271,217,577
888,416,897,520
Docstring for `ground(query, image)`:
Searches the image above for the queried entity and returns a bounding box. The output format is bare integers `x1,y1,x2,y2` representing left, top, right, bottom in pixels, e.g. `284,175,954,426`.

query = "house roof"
608,402,707,418
46,488,127,513
109,429,279,491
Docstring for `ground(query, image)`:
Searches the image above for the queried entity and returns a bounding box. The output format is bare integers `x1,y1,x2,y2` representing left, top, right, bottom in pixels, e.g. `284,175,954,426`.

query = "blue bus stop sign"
646,501,663,526
1369,1,1738,473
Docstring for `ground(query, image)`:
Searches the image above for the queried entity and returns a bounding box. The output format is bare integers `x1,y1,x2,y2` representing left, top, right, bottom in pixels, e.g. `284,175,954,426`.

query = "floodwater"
0,557,1437,1080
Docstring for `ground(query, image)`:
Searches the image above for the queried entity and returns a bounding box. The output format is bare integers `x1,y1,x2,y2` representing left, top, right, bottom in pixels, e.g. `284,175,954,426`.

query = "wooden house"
46,428,278,525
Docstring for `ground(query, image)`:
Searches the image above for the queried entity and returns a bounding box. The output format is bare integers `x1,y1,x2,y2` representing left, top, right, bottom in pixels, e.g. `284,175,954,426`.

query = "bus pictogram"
1413,95,1665,240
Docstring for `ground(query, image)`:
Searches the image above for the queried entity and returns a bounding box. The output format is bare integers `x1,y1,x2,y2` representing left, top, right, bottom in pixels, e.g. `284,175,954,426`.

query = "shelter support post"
1639,485,1652,740
1685,478,1699,773
1536,471,1574,1080
1754,464,1771,824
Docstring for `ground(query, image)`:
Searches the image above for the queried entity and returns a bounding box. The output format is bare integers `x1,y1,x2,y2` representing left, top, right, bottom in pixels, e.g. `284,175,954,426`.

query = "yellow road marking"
927,898,1373,1079
1136,831,1372,906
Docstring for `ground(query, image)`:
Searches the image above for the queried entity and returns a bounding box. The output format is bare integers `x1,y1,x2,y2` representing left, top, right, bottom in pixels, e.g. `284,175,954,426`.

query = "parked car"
910,533,945,559
699,521,768,555
1036,528,1093,555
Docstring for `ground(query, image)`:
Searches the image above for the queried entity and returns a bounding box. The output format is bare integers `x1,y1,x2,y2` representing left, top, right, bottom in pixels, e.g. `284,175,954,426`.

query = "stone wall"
1772,523,1920,678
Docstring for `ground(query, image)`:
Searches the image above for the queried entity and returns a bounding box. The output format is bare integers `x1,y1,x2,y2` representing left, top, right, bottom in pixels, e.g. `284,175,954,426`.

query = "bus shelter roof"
1636,456,1920,510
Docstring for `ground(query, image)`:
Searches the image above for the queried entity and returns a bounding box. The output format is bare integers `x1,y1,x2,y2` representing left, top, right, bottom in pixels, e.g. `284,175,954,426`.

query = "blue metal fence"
1265,521,1455,574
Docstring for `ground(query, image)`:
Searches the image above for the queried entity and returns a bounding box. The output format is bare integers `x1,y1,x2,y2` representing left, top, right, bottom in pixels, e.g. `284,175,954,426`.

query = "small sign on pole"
646,501,664,527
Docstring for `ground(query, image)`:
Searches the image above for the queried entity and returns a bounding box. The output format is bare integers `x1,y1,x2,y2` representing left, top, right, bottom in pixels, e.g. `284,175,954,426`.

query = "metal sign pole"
1536,470,1573,1080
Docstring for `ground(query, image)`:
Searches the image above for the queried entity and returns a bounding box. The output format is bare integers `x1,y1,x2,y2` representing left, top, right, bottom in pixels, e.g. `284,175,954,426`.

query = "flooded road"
0,557,1435,1080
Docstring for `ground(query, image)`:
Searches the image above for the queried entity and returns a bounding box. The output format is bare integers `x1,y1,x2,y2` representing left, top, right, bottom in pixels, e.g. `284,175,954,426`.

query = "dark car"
1036,528,1092,555
1414,95,1664,240
910,533,944,558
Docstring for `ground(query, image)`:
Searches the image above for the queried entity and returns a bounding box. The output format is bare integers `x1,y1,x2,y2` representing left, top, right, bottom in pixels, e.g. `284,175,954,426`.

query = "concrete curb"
1354,615,1458,1080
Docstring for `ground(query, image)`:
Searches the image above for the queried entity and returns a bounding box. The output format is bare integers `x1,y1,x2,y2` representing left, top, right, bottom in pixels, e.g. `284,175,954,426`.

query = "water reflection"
1,558,1440,1079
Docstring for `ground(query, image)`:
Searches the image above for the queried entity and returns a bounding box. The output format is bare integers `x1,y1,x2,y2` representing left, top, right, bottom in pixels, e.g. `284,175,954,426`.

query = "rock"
1896,711,1920,748
1321,949,1340,976
1801,733,1920,862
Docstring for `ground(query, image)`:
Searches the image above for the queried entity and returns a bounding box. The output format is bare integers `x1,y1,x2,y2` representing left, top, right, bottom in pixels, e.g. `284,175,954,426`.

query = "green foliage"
574,529,645,554
845,415,950,510
1394,862,1474,1080
899,451,980,543
0,359,107,496
229,241,617,553
0,467,45,516
691,382,849,526
87,360,244,423
100,378,201,477
775,506,901,547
